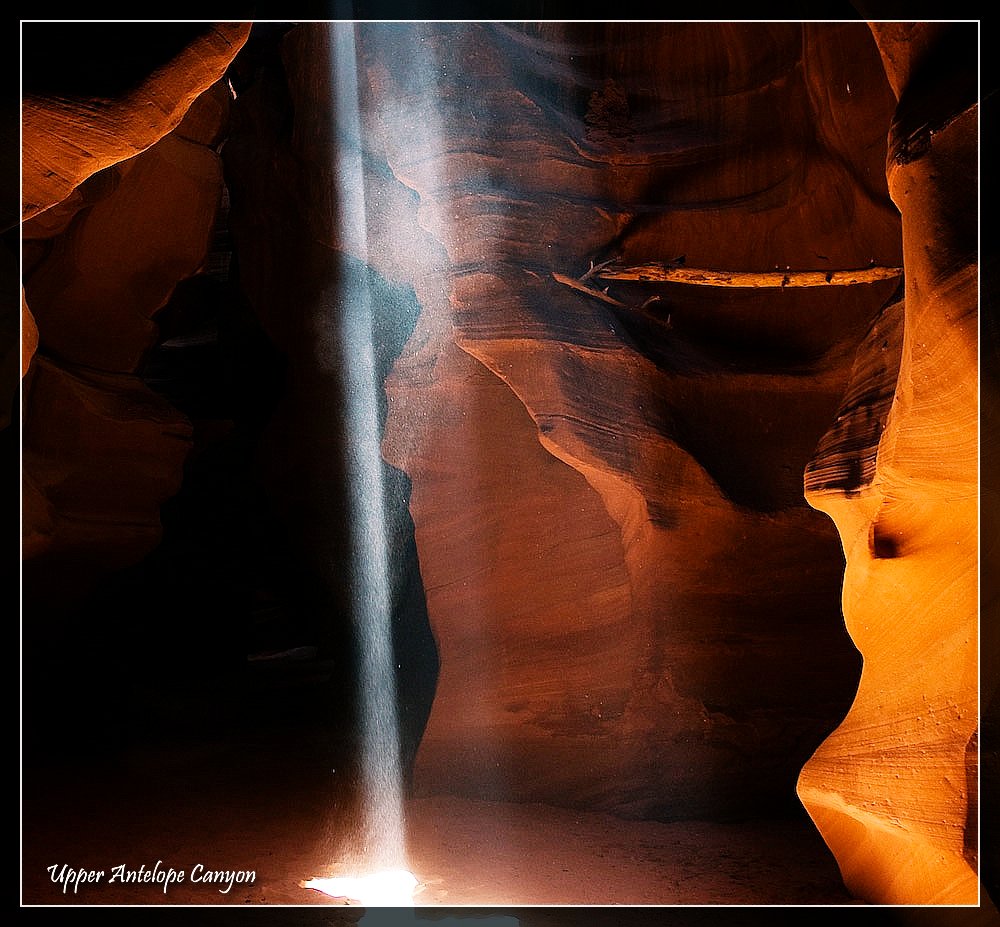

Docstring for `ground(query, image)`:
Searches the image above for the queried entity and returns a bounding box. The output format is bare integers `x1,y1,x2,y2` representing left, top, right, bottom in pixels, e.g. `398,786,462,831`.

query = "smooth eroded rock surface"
21,32,243,609
340,21,899,818
21,22,249,222
798,22,981,906
19,19,986,909
22,355,192,603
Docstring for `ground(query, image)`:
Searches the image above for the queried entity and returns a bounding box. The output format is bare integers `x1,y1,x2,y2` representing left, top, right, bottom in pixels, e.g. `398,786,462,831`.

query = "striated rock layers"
797,23,982,905
21,24,249,609
20,21,983,907
21,23,250,223
222,21,903,820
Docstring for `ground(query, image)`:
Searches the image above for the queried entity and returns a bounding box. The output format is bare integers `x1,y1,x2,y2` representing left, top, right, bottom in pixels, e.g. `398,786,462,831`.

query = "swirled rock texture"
21,22,249,223
310,21,901,820
21,26,248,609
19,19,986,908
797,22,982,906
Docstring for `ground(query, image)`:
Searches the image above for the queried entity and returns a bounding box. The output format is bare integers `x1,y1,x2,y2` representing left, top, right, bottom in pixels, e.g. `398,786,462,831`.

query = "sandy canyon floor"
22,725,856,908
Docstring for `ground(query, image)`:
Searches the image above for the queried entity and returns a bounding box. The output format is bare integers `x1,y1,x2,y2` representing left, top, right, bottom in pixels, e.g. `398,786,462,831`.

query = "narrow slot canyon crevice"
17,17,987,913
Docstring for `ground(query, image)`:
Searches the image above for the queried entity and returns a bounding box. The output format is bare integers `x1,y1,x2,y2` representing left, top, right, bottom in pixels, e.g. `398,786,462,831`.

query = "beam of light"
303,21,414,903
301,869,419,906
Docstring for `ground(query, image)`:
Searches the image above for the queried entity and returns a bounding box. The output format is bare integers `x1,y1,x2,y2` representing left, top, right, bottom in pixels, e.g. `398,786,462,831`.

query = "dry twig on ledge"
552,258,901,314
593,262,903,288
551,272,635,310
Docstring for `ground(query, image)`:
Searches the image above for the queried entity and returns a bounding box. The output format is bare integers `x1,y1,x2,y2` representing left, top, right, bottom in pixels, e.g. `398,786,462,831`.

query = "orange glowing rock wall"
352,21,902,819
217,21,898,820
21,23,250,223
18,21,986,906
797,22,981,905
21,24,249,605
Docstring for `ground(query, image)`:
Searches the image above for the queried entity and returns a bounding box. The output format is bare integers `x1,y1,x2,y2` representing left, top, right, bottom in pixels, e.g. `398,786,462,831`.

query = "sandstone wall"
798,22,982,905
343,21,901,818
21,26,248,611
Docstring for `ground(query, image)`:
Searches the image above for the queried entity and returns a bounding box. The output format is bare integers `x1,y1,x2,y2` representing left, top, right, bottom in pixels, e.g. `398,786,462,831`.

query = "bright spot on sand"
301,868,419,905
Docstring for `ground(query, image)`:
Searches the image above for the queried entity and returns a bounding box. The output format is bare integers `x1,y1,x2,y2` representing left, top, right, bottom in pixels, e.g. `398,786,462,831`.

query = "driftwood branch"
551,272,634,310
593,262,903,288
553,259,902,313
579,258,620,282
